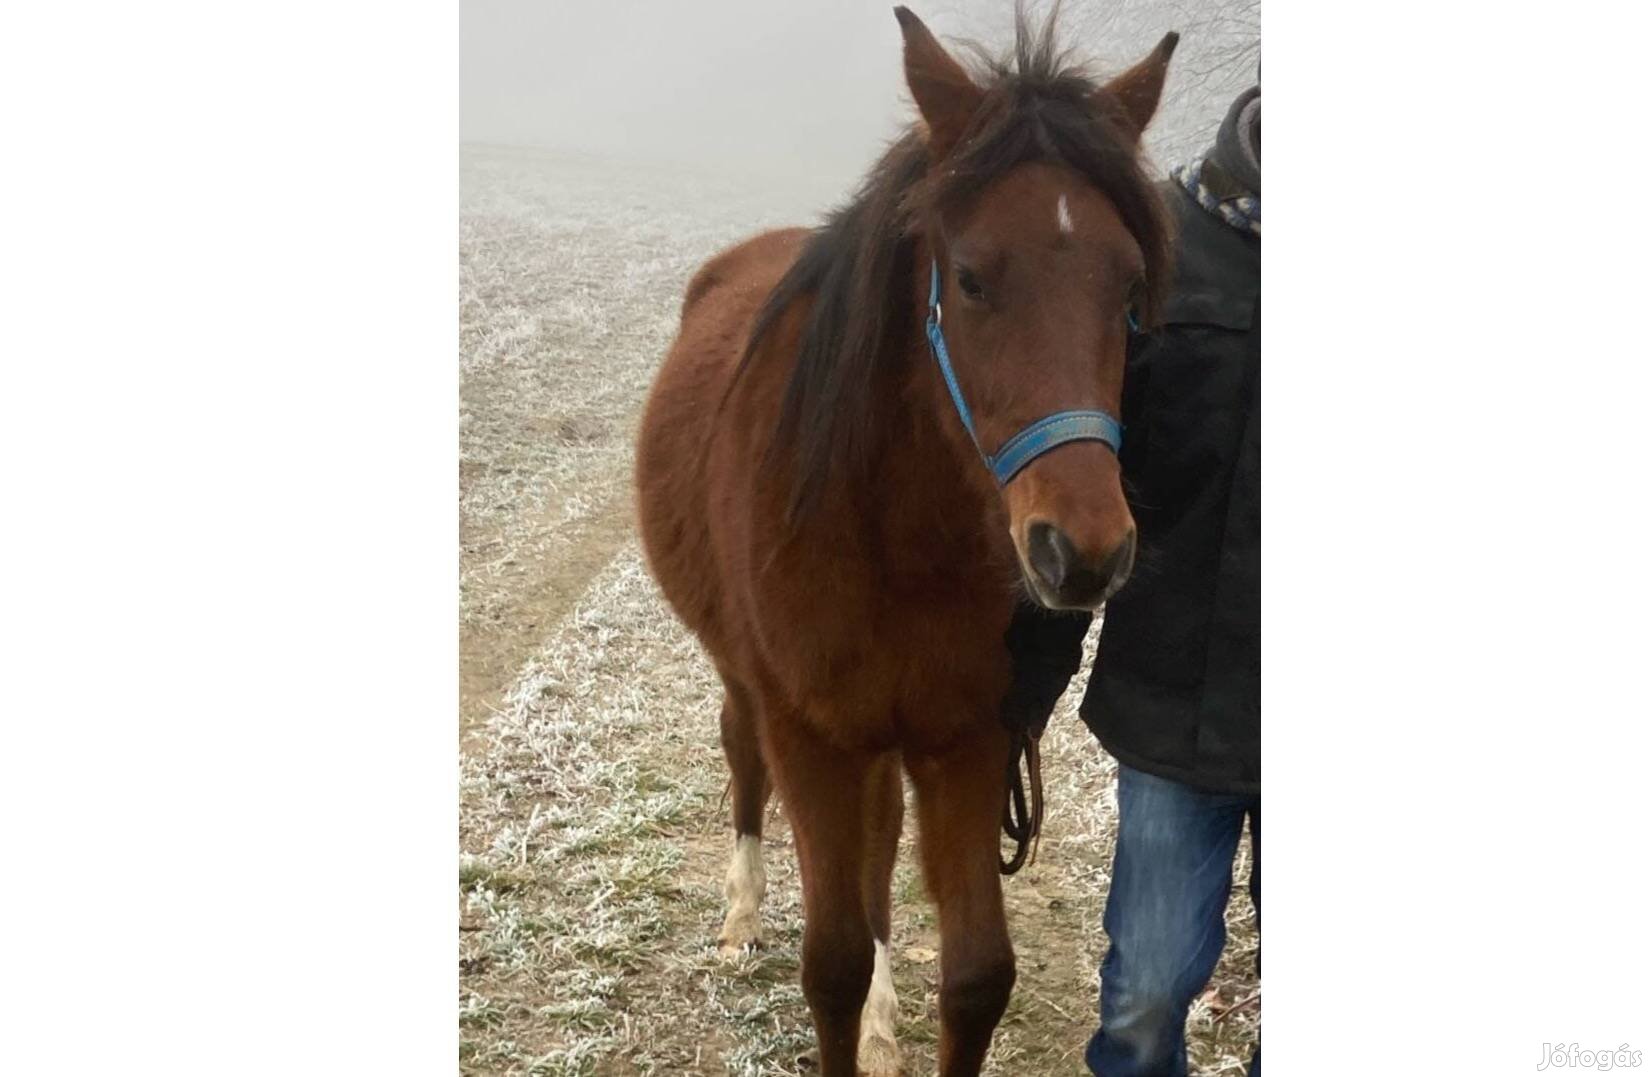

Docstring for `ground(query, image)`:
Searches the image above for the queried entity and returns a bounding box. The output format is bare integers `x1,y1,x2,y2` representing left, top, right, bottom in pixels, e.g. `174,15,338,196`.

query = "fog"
462,0,1257,194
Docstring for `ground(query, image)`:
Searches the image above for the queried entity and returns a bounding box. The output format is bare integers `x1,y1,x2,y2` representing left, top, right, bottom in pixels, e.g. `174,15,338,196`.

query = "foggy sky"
462,0,1258,192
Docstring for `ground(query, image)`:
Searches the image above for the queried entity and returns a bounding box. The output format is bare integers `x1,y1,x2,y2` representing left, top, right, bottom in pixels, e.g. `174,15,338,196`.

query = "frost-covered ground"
459,146,834,734
458,143,1258,1075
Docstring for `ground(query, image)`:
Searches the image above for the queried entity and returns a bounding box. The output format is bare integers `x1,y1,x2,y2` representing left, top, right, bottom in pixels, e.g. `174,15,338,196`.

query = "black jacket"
1004,180,1260,795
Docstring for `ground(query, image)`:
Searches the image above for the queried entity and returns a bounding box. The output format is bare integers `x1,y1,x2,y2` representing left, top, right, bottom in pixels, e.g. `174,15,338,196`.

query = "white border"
4,2,456,1071
1271,0,1651,1070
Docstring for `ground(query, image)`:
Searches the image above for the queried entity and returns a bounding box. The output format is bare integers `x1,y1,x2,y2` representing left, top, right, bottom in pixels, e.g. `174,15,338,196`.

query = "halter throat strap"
923,260,1124,486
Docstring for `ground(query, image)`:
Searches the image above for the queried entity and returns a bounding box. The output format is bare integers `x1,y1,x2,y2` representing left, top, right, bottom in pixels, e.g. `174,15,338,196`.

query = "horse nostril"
1026,523,1136,606
1027,522,1076,593
1103,528,1138,591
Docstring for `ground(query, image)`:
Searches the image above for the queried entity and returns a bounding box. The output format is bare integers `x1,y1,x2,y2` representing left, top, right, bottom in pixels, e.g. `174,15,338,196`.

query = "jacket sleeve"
1116,331,1155,476
1001,600,1093,736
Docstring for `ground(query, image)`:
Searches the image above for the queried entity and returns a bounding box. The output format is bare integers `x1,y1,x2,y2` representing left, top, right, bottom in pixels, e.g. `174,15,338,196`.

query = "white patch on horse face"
858,939,901,1074
1056,193,1073,235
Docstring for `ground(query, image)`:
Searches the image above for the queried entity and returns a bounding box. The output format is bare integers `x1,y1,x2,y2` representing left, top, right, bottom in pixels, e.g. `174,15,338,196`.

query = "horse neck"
774,250,1018,594
861,288,1017,586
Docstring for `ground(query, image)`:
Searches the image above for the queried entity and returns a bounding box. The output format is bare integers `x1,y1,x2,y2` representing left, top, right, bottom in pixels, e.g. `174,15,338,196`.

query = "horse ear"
1095,31,1179,142
894,7,984,160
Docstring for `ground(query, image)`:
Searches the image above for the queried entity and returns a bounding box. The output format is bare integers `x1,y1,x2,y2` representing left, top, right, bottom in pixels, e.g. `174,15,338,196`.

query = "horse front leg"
857,750,904,1076
907,721,1017,1077
764,712,876,1077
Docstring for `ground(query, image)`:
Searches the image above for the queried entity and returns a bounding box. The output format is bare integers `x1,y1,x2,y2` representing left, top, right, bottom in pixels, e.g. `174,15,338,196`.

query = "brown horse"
635,8,1177,1074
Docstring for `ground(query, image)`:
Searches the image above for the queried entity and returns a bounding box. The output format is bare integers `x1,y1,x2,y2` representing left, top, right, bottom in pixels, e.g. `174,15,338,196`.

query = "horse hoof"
716,914,764,958
716,936,764,958
856,1032,902,1076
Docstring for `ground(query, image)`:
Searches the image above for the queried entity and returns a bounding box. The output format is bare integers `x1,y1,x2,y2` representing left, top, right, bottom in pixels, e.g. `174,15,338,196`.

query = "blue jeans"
1085,764,1260,1077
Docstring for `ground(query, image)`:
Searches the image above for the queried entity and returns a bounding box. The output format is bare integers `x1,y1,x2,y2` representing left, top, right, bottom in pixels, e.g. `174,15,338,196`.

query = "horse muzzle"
1023,522,1137,610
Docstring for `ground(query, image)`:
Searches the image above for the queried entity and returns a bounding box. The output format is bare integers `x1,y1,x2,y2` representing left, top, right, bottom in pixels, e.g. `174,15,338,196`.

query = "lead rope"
1000,727,1046,875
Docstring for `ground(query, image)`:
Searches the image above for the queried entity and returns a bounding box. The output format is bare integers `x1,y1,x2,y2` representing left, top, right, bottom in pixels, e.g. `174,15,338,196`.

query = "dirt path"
458,145,837,751
460,485,633,744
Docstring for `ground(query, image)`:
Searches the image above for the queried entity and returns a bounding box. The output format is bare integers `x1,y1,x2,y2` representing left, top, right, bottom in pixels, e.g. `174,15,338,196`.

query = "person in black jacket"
1003,84,1260,1077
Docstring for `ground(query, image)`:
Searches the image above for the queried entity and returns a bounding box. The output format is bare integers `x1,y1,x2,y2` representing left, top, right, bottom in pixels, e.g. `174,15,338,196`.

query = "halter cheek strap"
923,261,1125,486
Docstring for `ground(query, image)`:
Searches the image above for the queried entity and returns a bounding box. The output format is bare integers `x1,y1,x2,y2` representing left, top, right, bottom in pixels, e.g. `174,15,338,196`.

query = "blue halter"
923,260,1126,486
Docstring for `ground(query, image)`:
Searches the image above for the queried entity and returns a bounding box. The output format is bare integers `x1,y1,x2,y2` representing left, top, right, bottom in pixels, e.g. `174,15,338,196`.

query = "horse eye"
956,267,986,301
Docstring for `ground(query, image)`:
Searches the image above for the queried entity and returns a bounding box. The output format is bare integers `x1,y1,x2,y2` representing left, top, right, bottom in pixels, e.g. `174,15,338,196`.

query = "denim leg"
1085,765,1252,1077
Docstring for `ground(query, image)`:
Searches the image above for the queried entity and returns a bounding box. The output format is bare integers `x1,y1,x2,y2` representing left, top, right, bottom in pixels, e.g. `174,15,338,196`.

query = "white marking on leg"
1057,193,1073,235
857,938,902,1075
718,834,765,956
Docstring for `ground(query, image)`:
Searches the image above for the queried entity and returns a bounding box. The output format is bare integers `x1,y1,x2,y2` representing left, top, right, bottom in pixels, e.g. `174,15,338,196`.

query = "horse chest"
756,573,1013,750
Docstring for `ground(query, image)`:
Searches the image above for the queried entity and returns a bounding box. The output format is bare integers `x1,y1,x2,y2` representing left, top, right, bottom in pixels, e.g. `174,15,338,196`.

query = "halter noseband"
923,260,1126,486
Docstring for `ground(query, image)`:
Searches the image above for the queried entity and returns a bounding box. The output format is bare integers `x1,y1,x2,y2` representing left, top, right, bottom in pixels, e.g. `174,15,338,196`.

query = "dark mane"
737,7,1173,522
